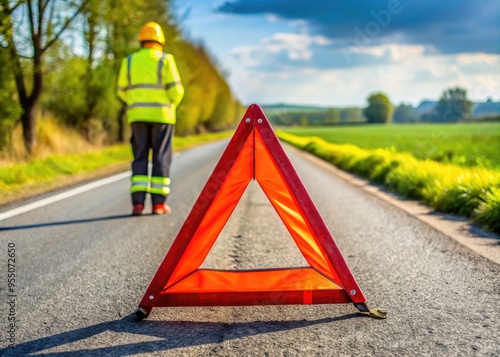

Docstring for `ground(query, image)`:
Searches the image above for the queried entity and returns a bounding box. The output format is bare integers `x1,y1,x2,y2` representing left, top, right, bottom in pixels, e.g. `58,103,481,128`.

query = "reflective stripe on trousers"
130,175,170,195
150,176,171,195
131,175,149,193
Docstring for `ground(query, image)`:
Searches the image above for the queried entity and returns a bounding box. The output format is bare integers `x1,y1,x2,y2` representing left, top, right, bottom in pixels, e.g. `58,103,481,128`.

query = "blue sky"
173,0,500,106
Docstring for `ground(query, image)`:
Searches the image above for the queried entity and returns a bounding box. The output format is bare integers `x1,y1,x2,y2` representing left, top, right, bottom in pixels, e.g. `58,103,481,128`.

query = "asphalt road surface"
0,140,499,356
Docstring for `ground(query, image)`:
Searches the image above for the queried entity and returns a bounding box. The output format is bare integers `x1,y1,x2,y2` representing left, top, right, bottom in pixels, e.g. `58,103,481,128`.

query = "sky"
172,0,500,107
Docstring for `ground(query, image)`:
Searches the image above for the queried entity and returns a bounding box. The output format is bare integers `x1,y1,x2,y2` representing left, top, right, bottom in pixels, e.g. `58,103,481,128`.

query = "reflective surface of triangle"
138,104,366,311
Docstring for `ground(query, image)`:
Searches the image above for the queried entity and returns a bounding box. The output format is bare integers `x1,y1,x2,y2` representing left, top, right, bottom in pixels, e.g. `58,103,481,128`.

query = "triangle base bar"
164,268,343,293
156,290,352,307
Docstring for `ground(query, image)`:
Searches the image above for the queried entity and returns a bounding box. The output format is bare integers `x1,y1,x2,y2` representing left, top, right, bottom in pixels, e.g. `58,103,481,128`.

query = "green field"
282,123,500,169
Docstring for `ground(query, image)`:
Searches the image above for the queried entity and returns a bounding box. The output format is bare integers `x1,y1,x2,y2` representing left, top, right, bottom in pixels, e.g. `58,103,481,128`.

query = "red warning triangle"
136,104,378,319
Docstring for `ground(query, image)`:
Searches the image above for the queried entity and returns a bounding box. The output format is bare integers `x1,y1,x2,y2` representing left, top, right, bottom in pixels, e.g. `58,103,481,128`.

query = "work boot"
132,204,144,216
152,203,172,215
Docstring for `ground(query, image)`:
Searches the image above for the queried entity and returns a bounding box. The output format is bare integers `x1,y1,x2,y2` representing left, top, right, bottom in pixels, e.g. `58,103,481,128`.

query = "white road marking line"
0,171,131,222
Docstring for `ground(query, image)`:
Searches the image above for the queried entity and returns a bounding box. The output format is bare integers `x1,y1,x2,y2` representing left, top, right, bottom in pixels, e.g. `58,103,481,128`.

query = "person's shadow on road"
0,314,359,356
0,214,137,231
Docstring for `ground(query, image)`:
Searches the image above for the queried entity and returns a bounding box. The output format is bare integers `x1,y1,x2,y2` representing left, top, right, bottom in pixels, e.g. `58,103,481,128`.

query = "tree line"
266,107,364,126
0,0,242,155
366,87,474,124
268,87,477,126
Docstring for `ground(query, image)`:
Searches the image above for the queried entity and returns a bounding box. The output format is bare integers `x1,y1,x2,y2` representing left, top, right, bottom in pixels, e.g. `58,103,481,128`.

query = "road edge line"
0,171,131,222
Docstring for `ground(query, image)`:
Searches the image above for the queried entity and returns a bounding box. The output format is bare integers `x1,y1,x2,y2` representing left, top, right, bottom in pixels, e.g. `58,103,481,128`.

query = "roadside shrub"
475,188,500,232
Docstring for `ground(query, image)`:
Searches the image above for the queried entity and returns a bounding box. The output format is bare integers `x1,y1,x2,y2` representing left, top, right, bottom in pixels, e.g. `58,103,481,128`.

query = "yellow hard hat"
138,22,165,45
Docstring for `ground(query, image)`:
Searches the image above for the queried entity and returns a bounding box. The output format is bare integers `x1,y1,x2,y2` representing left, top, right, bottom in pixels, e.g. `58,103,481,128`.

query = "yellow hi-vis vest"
117,48,184,124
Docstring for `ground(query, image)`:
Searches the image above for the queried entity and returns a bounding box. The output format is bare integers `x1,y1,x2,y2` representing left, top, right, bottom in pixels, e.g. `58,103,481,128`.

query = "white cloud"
265,14,280,23
289,19,309,31
354,44,426,61
231,32,333,65
231,32,437,70
262,32,331,60
456,53,499,65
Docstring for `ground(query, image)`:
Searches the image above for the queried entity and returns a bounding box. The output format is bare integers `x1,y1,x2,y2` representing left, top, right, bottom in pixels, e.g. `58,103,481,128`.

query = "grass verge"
0,131,233,205
277,131,500,233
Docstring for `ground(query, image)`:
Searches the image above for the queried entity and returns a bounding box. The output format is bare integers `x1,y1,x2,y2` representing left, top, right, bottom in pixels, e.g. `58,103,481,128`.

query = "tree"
435,87,473,122
364,92,394,123
393,103,416,123
207,80,236,131
0,0,91,153
81,0,103,138
299,115,308,126
0,47,21,148
325,108,340,124
340,107,363,123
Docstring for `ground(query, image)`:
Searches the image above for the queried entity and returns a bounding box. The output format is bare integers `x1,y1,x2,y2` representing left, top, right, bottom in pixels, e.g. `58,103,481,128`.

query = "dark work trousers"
130,122,174,206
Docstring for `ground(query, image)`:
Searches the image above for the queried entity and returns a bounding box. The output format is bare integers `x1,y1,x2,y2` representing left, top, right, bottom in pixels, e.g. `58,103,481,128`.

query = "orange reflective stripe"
166,268,343,293
165,132,254,287
255,130,340,283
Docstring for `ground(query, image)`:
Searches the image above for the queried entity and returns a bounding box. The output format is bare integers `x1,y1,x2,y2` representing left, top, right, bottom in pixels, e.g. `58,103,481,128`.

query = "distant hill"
412,100,500,120
261,103,329,112
413,100,437,117
473,100,500,117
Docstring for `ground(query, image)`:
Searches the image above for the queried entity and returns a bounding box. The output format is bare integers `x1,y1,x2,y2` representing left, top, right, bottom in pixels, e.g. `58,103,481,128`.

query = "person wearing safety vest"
117,22,184,215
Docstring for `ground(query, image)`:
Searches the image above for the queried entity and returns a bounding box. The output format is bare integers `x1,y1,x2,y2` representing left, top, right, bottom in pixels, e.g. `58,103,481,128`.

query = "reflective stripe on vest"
126,53,166,91
157,53,166,86
120,49,183,124
166,80,182,90
128,103,172,109
150,176,171,195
